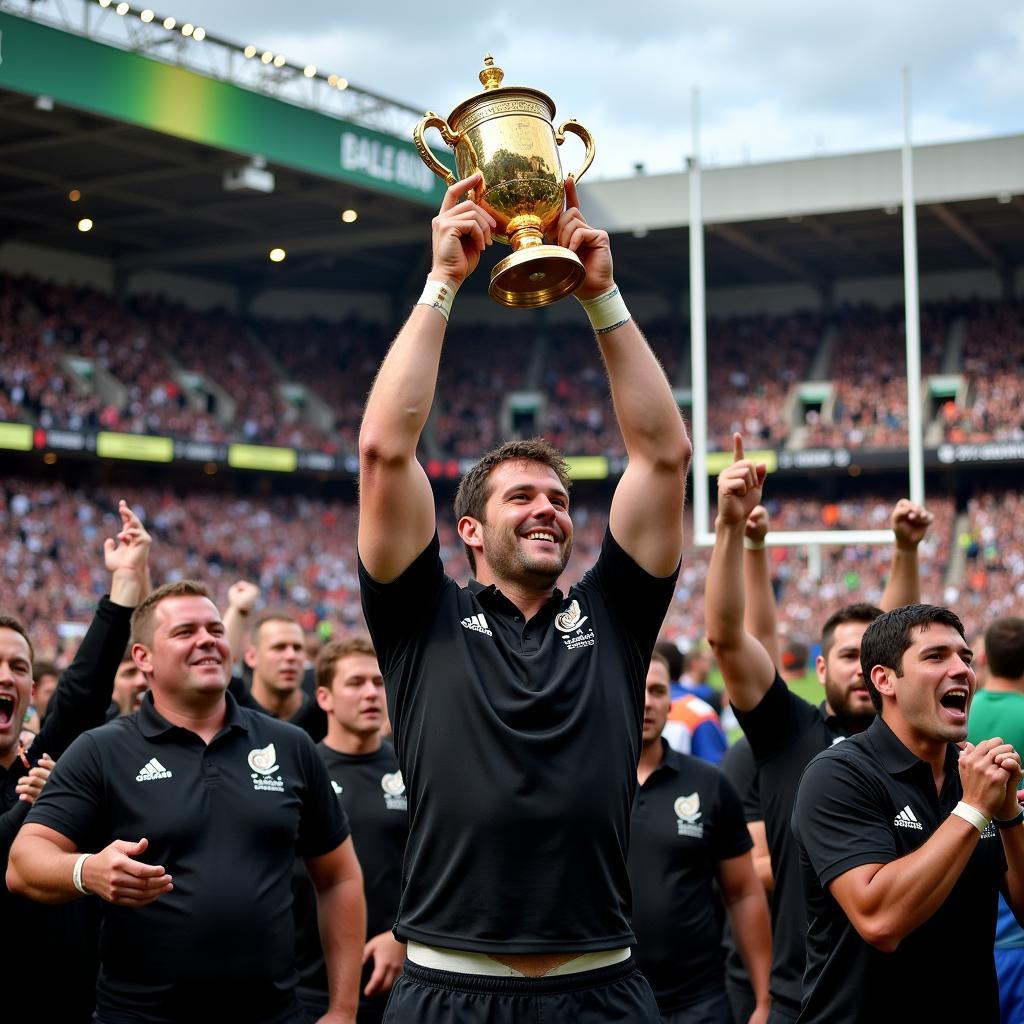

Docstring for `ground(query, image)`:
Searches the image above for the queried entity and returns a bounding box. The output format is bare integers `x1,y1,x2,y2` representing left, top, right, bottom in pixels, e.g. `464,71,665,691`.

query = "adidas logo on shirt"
135,758,173,783
894,804,923,830
460,613,493,637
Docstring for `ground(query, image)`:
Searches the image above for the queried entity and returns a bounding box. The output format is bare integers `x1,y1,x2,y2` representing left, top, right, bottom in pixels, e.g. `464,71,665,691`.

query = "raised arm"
705,435,777,712
358,173,495,583
742,505,781,670
557,179,690,577
223,580,260,668
879,498,933,610
37,500,151,757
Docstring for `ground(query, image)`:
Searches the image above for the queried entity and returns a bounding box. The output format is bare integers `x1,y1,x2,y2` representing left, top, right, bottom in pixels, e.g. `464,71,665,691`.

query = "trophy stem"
509,224,545,251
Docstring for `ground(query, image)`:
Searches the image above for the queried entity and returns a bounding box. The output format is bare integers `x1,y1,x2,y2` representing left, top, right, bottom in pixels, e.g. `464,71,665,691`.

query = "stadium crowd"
3,270,1022,457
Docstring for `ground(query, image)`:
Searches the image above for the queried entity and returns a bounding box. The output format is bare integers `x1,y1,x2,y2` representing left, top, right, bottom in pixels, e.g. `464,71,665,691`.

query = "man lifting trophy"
358,54,690,1024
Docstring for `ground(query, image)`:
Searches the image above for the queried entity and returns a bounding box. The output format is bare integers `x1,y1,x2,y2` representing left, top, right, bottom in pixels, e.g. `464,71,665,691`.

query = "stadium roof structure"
0,7,1021,303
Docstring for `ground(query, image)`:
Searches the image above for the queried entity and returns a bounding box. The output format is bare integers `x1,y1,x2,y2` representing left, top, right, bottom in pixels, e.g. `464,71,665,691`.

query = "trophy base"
489,246,586,308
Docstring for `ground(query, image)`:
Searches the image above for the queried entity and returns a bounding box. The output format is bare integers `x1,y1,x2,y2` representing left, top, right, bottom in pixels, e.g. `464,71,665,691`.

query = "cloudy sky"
177,1,1020,180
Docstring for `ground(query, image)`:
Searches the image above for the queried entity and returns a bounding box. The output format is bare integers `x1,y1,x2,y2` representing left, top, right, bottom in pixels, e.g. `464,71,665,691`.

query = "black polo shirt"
294,740,407,1009
1,594,129,1021
230,676,327,743
733,674,856,1018
793,716,1006,1023
628,741,752,1012
359,529,677,953
26,691,350,1024
719,735,762,998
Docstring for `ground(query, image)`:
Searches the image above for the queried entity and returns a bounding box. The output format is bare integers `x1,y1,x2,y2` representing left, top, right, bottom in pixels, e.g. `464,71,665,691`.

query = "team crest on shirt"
555,600,596,650
381,771,408,811
674,792,704,838
248,743,284,792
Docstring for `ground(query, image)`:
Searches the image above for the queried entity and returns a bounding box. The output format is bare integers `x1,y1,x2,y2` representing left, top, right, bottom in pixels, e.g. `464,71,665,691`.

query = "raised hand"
16,752,55,804
80,836,173,906
557,177,614,299
745,505,770,546
717,434,767,528
891,498,934,551
105,500,152,607
227,580,260,616
430,172,495,287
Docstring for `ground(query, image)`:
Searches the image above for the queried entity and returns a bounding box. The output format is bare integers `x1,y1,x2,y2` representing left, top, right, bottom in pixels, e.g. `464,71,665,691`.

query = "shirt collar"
467,578,564,613
137,689,249,740
865,715,960,777
648,738,682,778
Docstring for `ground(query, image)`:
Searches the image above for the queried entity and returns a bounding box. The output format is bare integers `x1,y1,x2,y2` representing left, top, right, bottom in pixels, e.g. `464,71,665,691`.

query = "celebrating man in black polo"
8,580,365,1024
704,435,932,1023
357,172,690,1022
793,604,1024,1023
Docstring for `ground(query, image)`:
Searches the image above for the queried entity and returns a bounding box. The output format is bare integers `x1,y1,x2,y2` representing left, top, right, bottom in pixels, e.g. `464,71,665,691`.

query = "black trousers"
383,957,661,1023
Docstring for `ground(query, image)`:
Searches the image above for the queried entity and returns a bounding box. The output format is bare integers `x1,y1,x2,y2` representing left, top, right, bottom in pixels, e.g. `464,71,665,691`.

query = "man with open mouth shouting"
792,604,1024,1023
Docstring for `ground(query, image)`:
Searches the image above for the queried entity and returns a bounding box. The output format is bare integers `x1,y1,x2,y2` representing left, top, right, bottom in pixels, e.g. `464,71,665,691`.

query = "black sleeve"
31,596,132,765
25,732,108,851
583,528,679,664
0,800,30,869
733,672,819,766
792,749,896,888
713,770,756,861
358,533,447,677
296,732,351,859
720,737,761,823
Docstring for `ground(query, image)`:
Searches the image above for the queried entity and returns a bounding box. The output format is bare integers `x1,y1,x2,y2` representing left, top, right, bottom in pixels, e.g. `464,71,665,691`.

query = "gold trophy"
413,55,595,308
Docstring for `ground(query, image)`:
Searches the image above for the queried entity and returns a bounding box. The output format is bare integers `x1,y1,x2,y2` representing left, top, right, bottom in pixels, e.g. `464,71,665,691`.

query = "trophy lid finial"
479,54,505,90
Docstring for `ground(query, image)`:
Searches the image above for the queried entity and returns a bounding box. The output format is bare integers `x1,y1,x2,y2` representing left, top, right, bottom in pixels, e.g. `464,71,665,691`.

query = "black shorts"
659,989,734,1024
383,957,661,1023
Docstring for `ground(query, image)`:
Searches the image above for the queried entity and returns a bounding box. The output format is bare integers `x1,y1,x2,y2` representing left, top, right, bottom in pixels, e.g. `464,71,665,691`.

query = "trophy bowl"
413,55,595,308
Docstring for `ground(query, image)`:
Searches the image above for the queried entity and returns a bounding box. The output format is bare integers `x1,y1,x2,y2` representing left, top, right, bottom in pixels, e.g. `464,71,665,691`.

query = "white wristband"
72,852,93,895
416,278,458,322
743,536,766,551
951,801,990,834
576,285,630,334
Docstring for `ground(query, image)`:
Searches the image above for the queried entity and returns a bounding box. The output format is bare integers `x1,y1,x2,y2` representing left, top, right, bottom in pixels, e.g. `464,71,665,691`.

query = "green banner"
0,13,450,205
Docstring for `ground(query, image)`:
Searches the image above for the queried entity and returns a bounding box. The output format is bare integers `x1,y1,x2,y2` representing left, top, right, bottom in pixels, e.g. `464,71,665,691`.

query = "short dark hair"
861,604,967,711
985,617,1024,680
452,438,571,573
31,659,58,681
649,649,671,676
252,612,302,642
316,635,377,691
654,640,684,681
820,603,884,658
0,614,34,664
131,580,214,647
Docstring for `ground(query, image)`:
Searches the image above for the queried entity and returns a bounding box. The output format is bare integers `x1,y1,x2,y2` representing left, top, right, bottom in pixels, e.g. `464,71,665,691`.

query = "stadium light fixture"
336,78,349,90
304,65,317,78
261,51,274,64
68,189,82,202
77,218,94,233
115,2,129,15
140,8,154,21
181,23,194,36
193,27,206,41
163,15,175,29
341,209,358,224
98,0,112,8
244,45,257,58
327,74,339,87
997,192,1012,204
269,247,286,262
273,54,287,68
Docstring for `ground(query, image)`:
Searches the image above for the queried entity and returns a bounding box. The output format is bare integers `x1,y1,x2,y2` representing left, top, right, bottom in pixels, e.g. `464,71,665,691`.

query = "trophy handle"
413,111,461,186
555,118,595,185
